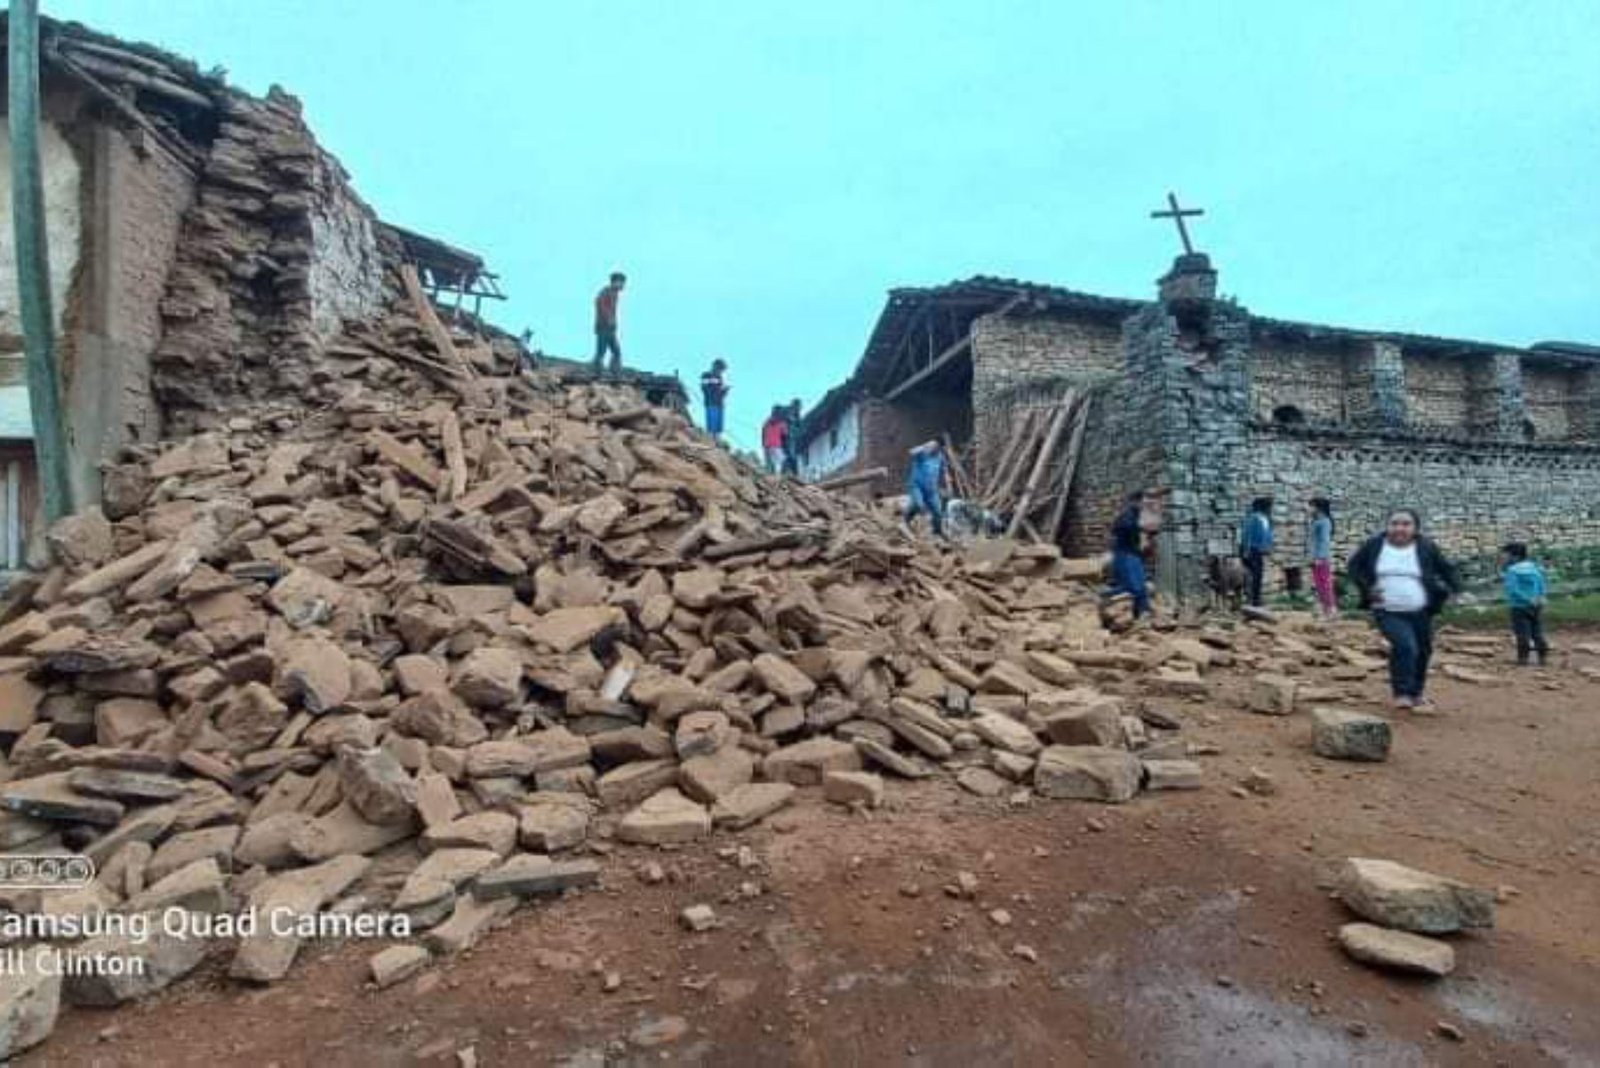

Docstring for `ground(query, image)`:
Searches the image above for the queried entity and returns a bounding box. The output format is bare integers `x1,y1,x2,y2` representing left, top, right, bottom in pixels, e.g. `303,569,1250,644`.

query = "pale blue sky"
47,0,1600,446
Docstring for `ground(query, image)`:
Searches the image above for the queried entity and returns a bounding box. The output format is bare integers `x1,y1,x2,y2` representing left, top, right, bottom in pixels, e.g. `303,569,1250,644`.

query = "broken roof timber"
385,224,506,303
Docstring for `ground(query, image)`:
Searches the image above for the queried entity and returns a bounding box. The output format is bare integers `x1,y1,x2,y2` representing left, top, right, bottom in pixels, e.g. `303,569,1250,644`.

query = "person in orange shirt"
593,271,626,372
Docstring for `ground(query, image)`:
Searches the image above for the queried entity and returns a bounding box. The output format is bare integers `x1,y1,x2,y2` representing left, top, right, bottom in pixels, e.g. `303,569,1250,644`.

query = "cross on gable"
1150,191,1204,255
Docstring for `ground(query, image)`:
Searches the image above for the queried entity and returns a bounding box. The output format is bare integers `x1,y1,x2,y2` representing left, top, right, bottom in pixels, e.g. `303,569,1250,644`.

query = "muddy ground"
33,629,1600,1067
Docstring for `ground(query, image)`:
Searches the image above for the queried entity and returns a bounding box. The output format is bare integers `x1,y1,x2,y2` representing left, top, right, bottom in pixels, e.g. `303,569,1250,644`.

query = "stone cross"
1150,191,1204,255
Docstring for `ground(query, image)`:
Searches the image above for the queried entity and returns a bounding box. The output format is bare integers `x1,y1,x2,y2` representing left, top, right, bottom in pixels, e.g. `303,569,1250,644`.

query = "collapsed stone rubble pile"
0,337,1547,1052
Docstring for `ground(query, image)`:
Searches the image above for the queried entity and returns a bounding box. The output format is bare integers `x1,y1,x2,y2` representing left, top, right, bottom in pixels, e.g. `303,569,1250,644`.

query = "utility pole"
9,0,76,523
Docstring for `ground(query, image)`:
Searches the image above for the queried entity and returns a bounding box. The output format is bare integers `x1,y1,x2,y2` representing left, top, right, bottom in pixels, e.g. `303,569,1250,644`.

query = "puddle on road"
1129,971,1426,1068
1442,978,1589,1066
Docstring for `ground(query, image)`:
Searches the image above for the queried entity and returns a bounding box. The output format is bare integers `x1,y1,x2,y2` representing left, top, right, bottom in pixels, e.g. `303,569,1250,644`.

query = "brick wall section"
1523,362,1571,440
1403,350,1481,432
99,129,196,443
1573,366,1600,441
1521,360,1595,442
1249,338,1356,423
969,310,1122,482
855,392,970,494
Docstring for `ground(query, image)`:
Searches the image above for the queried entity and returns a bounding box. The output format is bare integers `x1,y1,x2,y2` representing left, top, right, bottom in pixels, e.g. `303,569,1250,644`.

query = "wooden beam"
48,49,202,172
1005,393,1075,538
884,292,1027,402
54,47,215,110
982,408,1039,505
885,334,970,402
876,302,932,394
1046,397,1091,541
941,433,974,500
813,466,889,492
400,263,480,383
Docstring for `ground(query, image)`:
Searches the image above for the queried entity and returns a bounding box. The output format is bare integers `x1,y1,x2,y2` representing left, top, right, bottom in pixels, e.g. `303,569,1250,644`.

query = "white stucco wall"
800,401,860,481
0,119,83,352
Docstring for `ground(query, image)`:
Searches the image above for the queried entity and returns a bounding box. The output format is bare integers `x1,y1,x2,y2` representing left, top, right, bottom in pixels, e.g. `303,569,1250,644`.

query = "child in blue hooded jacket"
1501,542,1550,666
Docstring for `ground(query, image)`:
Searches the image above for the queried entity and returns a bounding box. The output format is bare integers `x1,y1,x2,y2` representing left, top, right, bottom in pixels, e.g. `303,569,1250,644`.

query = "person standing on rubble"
1240,496,1275,607
782,399,803,476
593,271,626,373
901,440,948,538
1108,490,1151,619
1346,508,1461,710
761,406,790,474
700,359,729,442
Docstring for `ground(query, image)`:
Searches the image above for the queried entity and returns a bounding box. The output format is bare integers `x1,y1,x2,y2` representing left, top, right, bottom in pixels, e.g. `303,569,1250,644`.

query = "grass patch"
1438,593,1600,630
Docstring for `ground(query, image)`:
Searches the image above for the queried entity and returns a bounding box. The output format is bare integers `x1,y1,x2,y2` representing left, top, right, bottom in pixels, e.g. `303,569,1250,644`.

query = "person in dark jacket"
1239,496,1275,608
1346,508,1461,709
699,359,729,441
1108,491,1151,619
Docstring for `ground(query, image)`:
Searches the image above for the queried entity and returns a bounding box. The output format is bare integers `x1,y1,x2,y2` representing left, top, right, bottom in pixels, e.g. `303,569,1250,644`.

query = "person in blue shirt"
1501,542,1550,666
1108,490,1151,618
1239,497,1275,607
902,440,947,538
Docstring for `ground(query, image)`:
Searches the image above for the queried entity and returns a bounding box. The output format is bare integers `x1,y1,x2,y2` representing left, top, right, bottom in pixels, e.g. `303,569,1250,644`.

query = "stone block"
1310,708,1392,762
1034,746,1141,803
1339,857,1494,934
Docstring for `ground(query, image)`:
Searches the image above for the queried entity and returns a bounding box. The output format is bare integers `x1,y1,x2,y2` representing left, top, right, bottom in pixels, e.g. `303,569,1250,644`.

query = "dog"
944,498,1004,540
1205,554,1246,613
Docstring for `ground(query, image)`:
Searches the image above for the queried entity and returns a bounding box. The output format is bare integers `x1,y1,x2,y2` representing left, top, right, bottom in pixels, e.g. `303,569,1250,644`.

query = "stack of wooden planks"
978,389,1092,544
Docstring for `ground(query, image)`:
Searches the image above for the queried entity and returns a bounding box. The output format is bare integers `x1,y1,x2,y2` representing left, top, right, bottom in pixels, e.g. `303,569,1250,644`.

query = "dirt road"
34,633,1600,1067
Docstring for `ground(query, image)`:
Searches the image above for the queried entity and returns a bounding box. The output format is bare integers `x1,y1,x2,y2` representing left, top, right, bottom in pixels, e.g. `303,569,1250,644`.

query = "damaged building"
0,14,681,565
796,253,1600,599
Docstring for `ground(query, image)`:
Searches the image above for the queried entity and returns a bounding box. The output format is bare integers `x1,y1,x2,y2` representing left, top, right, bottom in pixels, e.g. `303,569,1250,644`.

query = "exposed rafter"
883,292,1027,401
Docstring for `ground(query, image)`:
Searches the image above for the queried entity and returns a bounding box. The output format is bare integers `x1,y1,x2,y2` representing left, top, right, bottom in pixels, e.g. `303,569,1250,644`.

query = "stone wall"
306,159,386,342
154,87,388,433
1238,427,1600,584
1063,377,1161,557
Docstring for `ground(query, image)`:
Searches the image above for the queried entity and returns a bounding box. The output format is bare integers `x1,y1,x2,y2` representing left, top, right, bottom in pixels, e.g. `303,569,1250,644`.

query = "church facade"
794,255,1600,600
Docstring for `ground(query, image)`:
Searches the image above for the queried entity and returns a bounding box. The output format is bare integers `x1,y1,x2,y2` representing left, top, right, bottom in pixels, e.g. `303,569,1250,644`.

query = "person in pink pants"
1306,497,1337,618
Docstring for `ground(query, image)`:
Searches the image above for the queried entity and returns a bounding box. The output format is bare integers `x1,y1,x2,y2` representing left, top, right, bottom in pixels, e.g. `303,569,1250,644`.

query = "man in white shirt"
1345,509,1461,710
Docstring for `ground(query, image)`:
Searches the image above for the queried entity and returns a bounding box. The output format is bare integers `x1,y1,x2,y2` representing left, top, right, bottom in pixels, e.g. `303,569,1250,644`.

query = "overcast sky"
50,0,1600,446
